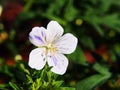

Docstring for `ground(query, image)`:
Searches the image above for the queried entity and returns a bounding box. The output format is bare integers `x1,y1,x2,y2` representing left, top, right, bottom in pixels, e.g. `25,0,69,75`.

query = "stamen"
46,43,57,55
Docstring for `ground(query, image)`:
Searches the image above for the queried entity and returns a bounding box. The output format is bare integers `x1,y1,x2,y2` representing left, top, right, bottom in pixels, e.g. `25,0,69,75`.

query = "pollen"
46,43,57,55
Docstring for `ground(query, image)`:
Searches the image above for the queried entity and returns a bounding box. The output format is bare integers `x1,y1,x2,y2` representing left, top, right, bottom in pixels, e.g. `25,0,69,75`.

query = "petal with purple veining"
29,27,46,46
47,54,68,75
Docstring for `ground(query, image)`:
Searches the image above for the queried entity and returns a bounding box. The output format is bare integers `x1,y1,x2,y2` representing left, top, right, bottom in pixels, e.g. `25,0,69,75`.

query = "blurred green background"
0,0,120,90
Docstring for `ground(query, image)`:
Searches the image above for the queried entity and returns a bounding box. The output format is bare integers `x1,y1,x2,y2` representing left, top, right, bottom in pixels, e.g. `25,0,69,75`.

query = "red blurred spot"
6,59,15,66
1,2,23,22
96,44,107,55
1,1,23,30
117,78,120,85
95,44,110,61
31,21,41,27
84,50,96,63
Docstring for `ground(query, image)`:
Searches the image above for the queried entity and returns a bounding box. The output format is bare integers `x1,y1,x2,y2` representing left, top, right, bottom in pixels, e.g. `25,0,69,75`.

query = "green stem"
23,0,35,12
40,68,45,80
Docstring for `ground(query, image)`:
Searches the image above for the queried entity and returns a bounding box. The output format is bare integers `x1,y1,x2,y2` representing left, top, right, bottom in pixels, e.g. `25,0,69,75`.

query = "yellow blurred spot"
15,54,22,61
0,5,2,16
0,32,8,43
102,53,109,61
1,32,8,39
69,80,76,86
108,81,114,87
75,19,83,26
108,31,115,38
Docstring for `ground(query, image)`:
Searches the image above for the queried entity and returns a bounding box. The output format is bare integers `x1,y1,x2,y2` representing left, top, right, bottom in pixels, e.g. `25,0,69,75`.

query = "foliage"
0,0,120,90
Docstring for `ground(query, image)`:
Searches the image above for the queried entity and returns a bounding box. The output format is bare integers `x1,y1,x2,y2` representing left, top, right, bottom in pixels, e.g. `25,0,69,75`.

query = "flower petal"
55,33,78,54
28,48,46,70
46,21,64,43
47,54,68,75
29,27,46,46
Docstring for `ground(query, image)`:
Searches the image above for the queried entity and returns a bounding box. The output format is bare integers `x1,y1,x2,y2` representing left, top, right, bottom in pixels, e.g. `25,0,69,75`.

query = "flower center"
46,43,57,55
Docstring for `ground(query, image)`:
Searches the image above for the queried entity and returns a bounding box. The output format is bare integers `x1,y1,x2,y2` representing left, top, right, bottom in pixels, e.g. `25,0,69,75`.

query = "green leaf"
67,46,88,66
46,0,66,15
19,11,36,21
52,80,63,88
0,57,4,64
76,63,111,90
9,82,20,90
59,87,75,90
91,14,120,34
114,44,120,56
23,0,35,12
20,64,30,74
14,68,27,82
99,0,113,12
92,63,111,75
93,24,104,36
76,74,111,90
64,0,78,21
3,65,13,77
0,84,9,90
101,14,120,32
26,75,33,83
41,13,67,26
80,36,95,50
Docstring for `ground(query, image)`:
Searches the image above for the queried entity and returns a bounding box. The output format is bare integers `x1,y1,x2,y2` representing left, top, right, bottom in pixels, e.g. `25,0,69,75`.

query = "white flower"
28,21,78,75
